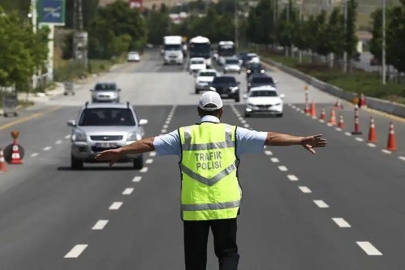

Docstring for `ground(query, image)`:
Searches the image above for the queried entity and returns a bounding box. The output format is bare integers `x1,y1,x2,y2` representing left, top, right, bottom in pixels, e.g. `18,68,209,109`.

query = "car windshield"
252,77,274,84
213,77,236,84
95,84,116,91
79,108,135,126
247,54,257,60
249,90,278,97
191,60,204,64
226,59,239,64
129,52,138,55
249,64,262,70
199,72,216,77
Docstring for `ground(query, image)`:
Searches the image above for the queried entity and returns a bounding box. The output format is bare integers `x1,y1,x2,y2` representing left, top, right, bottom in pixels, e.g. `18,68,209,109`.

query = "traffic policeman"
95,91,327,270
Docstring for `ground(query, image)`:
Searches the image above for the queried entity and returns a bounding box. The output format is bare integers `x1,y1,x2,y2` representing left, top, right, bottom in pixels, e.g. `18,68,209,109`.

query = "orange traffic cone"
310,101,317,118
368,117,377,143
10,143,23,164
0,149,7,172
319,108,326,120
386,121,397,151
338,115,345,128
328,108,337,125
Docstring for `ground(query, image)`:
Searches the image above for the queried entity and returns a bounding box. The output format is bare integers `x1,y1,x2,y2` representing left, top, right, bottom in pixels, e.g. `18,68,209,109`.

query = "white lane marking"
367,143,376,147
319,119,324,123
240,119,246,124
55,140,63,144
312,116,317,119
335,127,342,131
92,220,109,230
278,166,288,171
161,129,167,133
132,176,142,182
30,153,39,157
287,175,298,181
244,124,249,128
332,218,351,228
65,134,71,139
140,167,148,173
356,241,383,256
270,158,279,163
149,152,156,157
146,159,153,164
399,156,405,161
355,137,364,142
264,150,272,155
298,186,312,193
64,244,88,258
163,124,168,129
238,117,243,121
344,132,352,136
300,110,304,114
43,146,51,151
313,200,329,208
382,149,392,154
122,188,134,195
109,202,123,210
165,120,170,125
327,123,332,127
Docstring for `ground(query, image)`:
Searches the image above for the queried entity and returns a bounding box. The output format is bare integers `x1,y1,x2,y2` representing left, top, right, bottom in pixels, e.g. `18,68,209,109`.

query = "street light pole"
382,0,386,84
30,0,38,89
234,0,238,49
343,0,347,72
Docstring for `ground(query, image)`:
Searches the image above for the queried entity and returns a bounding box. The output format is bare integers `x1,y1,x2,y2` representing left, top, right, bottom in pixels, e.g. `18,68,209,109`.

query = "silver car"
67,102,148,170
90,82,121,103
223,57,241,74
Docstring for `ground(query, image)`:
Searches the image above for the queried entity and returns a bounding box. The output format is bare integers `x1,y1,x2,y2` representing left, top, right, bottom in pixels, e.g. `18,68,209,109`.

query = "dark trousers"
183,218,240,270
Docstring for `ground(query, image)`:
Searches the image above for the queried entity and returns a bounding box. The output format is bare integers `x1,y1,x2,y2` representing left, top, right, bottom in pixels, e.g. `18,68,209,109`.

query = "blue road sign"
38,0,66,25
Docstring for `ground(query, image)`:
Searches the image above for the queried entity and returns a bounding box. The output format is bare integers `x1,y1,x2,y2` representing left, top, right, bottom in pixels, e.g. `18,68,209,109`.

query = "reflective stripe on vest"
179,123,241,221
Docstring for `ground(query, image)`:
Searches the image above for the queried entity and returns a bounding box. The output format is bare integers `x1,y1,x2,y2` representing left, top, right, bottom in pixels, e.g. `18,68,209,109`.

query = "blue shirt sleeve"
153,130,181,156
236,127,267,157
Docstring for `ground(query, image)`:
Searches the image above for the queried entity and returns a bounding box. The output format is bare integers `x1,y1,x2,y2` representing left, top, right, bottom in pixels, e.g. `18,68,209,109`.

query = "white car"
195,69,219,94
223,57,241,74
247,53,260,64
189,57,207,75
243,86,285,117
127,51,140,62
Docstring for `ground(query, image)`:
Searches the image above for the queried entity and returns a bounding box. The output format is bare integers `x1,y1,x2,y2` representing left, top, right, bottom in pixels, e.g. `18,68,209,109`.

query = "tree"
386,5,405,72
314,10,330,57
326,7,345,61
369,8,383,64
345,0,358,69
146,9,169,45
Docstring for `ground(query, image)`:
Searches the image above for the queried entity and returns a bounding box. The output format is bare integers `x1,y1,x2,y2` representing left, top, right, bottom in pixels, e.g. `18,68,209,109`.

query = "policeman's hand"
300,134,327,155
95,148,122,166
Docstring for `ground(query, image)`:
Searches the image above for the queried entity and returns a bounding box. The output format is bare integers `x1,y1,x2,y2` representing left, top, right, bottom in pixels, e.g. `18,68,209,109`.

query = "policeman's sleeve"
235,127,267,156
152,130,181,156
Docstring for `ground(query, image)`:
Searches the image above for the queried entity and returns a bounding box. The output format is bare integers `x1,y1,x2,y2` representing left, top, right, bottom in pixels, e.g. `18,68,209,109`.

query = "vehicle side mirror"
67,120,76,127
243,94,248,99
279,94,285,99
138,119,148,126
209,87,216,91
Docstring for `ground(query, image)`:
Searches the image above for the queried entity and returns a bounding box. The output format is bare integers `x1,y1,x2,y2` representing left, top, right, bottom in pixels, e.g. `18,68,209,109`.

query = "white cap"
198,91,223,111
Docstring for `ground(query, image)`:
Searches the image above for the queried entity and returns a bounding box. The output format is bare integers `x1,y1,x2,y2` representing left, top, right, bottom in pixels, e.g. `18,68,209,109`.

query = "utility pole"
73,0,88,69
235,0,238,49
343,0,348,72
382,0,386,84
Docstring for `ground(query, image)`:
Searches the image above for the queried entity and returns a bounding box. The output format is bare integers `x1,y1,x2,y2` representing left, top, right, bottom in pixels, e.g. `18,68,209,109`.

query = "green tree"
345,0,358,69
369,8,382,64
146,10,169,45
386,5,405,72
314,10,330,57
326,7,345,61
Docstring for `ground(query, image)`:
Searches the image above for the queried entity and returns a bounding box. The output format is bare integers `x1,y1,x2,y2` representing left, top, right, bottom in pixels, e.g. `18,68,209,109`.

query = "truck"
163,35,184,65
189,36,211,68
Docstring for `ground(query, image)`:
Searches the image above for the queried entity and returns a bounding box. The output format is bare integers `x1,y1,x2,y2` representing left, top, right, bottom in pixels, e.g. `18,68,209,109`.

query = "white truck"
163,36,184,65
189,36,211,68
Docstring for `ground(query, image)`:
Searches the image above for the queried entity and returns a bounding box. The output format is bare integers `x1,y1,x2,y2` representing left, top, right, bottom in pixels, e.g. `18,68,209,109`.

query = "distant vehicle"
189,36,211,68
67,102,148,170
238,52,250,66
195,69,219,94
182,36,188,57
127,51,140,62
209,75,240,102
243,86,284,118
246,53,260,65
217,41,236,65
246,63,265,79
189,57,207,74
247,74,277,92
163,35,183,65
223,57,241,74
90,82,121,103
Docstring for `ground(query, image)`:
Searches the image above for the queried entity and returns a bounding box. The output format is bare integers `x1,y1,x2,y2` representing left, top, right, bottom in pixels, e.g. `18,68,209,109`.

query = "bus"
189,36,211,68
217,41,236,65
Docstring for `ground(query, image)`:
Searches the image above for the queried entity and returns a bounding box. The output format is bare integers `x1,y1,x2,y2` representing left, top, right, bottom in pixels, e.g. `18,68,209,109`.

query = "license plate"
96,143,117,148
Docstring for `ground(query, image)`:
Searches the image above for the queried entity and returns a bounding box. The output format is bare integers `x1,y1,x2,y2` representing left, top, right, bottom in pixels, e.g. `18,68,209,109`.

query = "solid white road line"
132,176,142,182
382,149,392,154
43,146,51,151
55,140,63,144
270,158,279,163
92,220,109,230
65,134,71,139
298,186,312,193
344,132,352,136
367,143,376,147
355,137,364,142
264,150,272,155
356,241,382,256
287,175,299,181
30,153,39,157
122,188,134,195
64,244,88,258
140,167,148,173
278,166,288,171
109,202,123,210
398,156,405,161
313,200,329,208
146,159,153,164
332,218,351,228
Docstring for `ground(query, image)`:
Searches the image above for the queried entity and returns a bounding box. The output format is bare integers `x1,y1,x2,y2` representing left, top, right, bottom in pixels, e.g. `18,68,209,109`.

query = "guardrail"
260,56,405,119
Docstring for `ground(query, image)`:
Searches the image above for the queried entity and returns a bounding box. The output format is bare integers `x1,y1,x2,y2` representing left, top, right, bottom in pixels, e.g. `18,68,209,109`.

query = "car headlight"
247,70,251,73
127,132,141,141
261,69,265,73
72,129,86,142
231,87,239,92
225,66,229,70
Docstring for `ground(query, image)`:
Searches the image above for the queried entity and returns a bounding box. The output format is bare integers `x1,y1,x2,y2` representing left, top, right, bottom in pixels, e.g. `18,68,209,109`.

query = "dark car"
238,52,250,66
247,74,277,92
210,76,240,102
246,63,265,79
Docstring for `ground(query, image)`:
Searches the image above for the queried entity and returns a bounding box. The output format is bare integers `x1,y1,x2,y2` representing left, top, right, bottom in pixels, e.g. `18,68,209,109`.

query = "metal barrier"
2,95,18,117
64,81,75,95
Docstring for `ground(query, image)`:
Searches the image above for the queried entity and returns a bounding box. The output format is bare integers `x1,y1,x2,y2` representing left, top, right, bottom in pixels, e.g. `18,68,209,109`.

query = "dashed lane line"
278,166,288,171
332,218,351,228
55,140,63,144
244,124,249,128
30,153,39,157
298,186,312,193
132,176,142,182
65,134,71,139
64,244,88,258
146,159,153,164
344,132,352,136
109,202,123,210
355,137,364,142
149,152,156,157
367,143,376,147
140,167,148,173
161,129,167,133
122,188,134,195
43,146,51,151
92,220,109,230
270,158,279,163
313,200,329,208
335,127,342,131
287,175,299,181
382,150,392,154
356,241,383,256
399,156,405,161
264,150,272,155
163,124,168,129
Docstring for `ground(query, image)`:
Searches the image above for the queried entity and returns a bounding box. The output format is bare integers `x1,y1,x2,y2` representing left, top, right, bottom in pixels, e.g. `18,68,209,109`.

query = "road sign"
38,0,66,26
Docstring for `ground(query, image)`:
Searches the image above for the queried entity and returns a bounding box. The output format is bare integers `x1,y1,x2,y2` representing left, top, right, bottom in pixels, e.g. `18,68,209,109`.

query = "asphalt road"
0,50,403,269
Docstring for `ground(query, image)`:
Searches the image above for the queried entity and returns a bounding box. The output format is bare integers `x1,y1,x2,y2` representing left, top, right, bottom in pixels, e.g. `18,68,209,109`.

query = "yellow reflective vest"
178,122,241,221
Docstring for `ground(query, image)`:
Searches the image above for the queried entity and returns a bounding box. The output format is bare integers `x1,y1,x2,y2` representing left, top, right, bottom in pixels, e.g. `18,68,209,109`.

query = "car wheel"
195,88,199,94
71,155,83,170
277,113,283,117
133,154,143,170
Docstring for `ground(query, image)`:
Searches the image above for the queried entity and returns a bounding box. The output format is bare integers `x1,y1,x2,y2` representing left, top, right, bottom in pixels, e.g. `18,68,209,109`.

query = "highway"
0,50,404,269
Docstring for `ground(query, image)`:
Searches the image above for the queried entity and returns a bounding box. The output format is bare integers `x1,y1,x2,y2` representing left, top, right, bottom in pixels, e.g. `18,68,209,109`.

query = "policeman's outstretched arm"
265,132,327,155
95,137,156,166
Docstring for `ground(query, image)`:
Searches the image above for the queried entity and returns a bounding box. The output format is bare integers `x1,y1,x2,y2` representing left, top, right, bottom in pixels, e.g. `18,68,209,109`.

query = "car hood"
190,64,205,69
225,64,240,68
211,83,238,88
94,91,118,97
197,76,215,82
76,126,140,135
247,97,282,105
